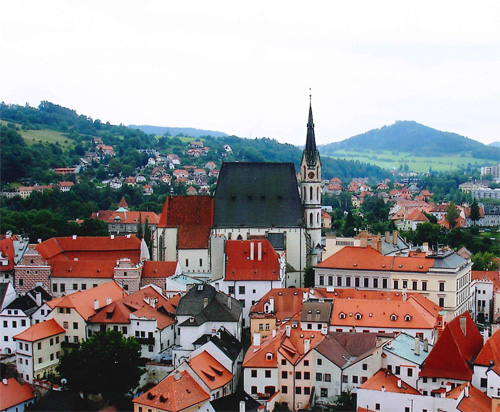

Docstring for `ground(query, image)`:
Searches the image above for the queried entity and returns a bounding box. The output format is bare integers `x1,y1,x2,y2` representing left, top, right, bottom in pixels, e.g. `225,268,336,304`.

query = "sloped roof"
359,369,420,394
210,391,261,412
383,332,432,366
225,240,280,281
142,261,178,278
51,260,116,278
189,351,233,390
48,281,126,320
446,383,492,412
13,319,65,342
300,301,332,323
278,326,325,365
5,286,52,316
243,329,283,368
472,270,500,291
133,370,210,412
474,328,500,375
213,162,304,228
420,311,483,380
0,237,16,271
108,211,159,225
0,378,34,410
406,208,429,222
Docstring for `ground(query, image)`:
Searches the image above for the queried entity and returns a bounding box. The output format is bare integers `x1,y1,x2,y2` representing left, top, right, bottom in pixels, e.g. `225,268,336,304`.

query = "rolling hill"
129,125,228,138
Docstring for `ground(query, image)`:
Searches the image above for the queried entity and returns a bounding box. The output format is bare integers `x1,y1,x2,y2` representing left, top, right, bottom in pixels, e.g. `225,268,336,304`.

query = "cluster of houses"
1,103,499,412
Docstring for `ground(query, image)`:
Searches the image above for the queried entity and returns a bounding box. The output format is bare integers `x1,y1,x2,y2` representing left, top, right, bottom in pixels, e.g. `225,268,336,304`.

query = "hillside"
320,121,498,162
129,124,228,138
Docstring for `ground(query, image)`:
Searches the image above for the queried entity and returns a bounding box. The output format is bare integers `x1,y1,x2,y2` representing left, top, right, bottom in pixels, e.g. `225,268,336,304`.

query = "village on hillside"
1,103,499,412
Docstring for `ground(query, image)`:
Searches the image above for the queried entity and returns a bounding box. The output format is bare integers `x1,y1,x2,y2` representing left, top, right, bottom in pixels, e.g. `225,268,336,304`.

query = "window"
19,278,23,286
282,386,288,394
407,368,413,377
480,378,487,388
73,284,78,290
352,375,358,383
73,336,79,343
3,336,7,341
282,371,288,379
304,372,310,380
439,297,445,307
12,321,17,328
316,373,322,381
56,336,59,344
258,324,263,331
405,408,410,412
228,286,235,295
281,359,286,365
66,308,70,314
53,284,58,292
251,370,257,378
73,322,78,329
394,280,399,289
38,357,42,364
2,321,6,327
317,358,322,366
362,363,367,371
395,366,400,375
185,259,189,267
382,278,388,289
304,360,309,366
364,278,369,288
63,321,68,329
295,387,301,395
320,388,328,398
375,404,380,411
324,374,331,382
412,281,418,290
50,353,54,361
81,284,87,290
50,338,54,346
304,387,310,395
265,324,270,330
61,284,65,292
21,319,26,327
337,277,342,286
239,299,245,308
265,370,271,378
342,375,348,383
402,280,408,289
19,343,22,350
38,342,42,350
295,372,302,379
422,281,427,291
439,282,445,292
355,277,360,287
239,286,245,295
251,386,257,394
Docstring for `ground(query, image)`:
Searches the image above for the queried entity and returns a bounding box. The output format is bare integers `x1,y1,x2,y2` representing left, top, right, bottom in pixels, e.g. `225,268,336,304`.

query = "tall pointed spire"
305,94,318,167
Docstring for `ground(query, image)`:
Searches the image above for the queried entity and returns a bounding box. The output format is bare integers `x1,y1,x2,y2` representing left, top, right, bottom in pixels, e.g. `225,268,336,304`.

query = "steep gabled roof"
133,370,210,412
475,328,500,375
213,162,304,228
142,261,178,278
51,260,116,278
189,351,233,390
359,369,420,394
13,319,65,342
420,312,482,380
225,239,280,281
0,237,16,271
243,329,283,368
0,378,34,411
446,382,492,412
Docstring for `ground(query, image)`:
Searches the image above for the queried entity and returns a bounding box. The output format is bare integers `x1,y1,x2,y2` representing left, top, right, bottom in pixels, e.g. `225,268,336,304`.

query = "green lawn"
325,149,490,172
480,231,500,256
20,128,74,149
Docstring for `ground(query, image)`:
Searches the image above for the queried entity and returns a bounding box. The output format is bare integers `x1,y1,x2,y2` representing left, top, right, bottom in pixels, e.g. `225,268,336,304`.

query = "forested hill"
320,120,498,161
0,102,390,185
129,125,228,138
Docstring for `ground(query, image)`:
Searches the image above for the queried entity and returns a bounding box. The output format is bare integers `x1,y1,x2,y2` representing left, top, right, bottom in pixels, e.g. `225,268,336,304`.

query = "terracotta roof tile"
0,237,16,271
472,270,500,291
51,260,116,278
13,319,65,342
359,369,420,394
189,351,233,390
475,328,500,375
446,383,492,412
0,378,35,410
225,240,280,281
133,370,209,412
142,261,178,278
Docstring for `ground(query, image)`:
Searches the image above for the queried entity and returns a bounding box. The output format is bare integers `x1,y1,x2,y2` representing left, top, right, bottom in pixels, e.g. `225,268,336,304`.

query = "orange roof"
59,181,74,187
225,240,280,281
189,351,233,390
133,370,209,412
359,369,420,394
13,319,65,342
475,328,500,375
0,378,35,410
406,208,429,222
142,261,178,278
108,211,159,225
243,329,283,368
0,237,16,271
317,246,434,273
472,270,500,291
278,327,325,365
51,260,116,278
48,281,126,320
420,312,482,380
446,383,492,412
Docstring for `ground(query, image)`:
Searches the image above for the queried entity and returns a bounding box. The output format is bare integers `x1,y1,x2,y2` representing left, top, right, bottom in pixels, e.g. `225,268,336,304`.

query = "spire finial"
309,88,312,104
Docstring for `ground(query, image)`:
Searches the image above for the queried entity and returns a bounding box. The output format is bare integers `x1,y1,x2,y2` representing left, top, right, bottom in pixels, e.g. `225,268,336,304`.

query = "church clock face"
308,172,315,179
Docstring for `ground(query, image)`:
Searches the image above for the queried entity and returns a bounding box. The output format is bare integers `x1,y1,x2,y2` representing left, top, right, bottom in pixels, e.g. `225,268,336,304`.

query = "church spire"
304,95,318,167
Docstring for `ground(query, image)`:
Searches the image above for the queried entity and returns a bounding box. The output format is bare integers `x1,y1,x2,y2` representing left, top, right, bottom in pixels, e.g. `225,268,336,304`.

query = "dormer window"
404,314,412,322
264,303,270,313
339,312,346,319
390,314,398,321
266,353,273,360
355,313,362,320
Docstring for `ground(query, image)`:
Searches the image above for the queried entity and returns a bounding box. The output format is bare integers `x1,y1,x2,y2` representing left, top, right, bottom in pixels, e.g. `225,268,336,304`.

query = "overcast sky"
2,1,499,146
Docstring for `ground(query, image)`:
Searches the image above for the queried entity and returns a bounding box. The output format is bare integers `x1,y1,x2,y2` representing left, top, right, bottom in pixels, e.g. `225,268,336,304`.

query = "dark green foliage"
446,202,459,229
331,390,356,411
472,251,499,271
470,198,481,224
304,266,315,288
57,330,142,403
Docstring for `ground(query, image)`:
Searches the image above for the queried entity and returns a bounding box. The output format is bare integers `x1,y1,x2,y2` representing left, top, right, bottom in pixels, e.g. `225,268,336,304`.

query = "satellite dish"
61,378,67,386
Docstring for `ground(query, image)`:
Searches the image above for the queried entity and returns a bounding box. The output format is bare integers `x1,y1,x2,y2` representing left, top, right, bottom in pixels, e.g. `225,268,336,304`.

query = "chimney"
392,231,398,245
239,400,246,412
227,296,232,309
414,336,420,356
106,297,112,305
459,316,466,335
359,231,368,248
272,329,276,338
253,332,261,346
286,325,291,337
423,338,429,352
2,378,7,385
423,242,429,254
321,325,328,335
111,234,115,240
203,297,209,308
385,231,390,243
464,383,469,397
445,382,451,393
303,291,308,302
402,289,407,301
304,339,310,353
35,292,42,307
94,299,99,310
257,242,262,261
381,386,386,392
72,235,77,240
174,370,181,381
482,328,489,345
250,242,254,260
269,297,275,312
397,379,402,388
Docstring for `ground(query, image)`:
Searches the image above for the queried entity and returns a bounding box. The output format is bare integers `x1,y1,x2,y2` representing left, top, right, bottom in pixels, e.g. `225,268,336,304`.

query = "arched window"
237,234,243,240
303,166,306,178
404,314,412,322
309,213,313,225
310,187,313,200
355,313,362,320
390,314,398,321
303,187,306,200
158,235,164,261
317,187,320,200
339,312,346,319
317,213,320,224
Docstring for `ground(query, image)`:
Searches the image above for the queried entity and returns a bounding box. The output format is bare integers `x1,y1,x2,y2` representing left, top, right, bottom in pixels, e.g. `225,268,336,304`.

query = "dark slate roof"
191,327,242,362
431,251,467,269
210,391,261,412
303,101,320,167
300,301,332,323
267,233,285,250
176,284,242,326
213,162,304,228
0,283,8,307
4,287,51,316
27,286,52,302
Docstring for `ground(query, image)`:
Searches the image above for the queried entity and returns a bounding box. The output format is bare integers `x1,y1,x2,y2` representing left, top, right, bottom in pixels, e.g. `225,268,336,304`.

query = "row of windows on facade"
228,286,259,295
250,385,332,398
53,282,99,293
318,276,446,293
17,336,60,352
17,351,61,365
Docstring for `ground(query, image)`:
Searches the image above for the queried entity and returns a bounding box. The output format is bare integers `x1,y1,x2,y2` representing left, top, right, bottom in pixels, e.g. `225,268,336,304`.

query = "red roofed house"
141,260,181,295
133,370,210,412
315,246,473,320
471,270,500,323
473,328,500,399
219,239,285,323
0,378,35,411
58,181,74,192
396,208,430,231
419,311,483,393
154,196,214,278
13,318,65,383
88,285,180,357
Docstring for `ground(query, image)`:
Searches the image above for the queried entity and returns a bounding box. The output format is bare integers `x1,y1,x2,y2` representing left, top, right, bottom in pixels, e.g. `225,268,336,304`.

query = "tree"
472,252,499,271
446,202,459,229
331,390,356,411
470,198,481,224
144,217,152,251
57,330,142,403
304,266,315,288
136,213,143,240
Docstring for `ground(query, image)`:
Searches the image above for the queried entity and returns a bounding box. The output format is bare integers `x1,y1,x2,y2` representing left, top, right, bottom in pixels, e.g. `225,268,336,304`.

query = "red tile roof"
359,369,420,394
406,208,429,222
158,196,213,249
107,211,159,225
13,319,65,342
189,351,233,390
446,382,492,412
133,370,209,412
142,261,178,278
475,328,500,375
0,378,34,410
0,237,16,271
225,240,280,281
420,312,483,380
472,270,500,291
51,260,116,278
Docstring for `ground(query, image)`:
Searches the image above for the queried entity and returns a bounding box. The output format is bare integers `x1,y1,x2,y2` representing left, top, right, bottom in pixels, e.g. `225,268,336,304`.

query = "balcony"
136,337,155,345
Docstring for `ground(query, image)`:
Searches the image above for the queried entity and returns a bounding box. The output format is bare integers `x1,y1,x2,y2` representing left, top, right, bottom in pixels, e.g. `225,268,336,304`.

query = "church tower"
300,97,322,265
